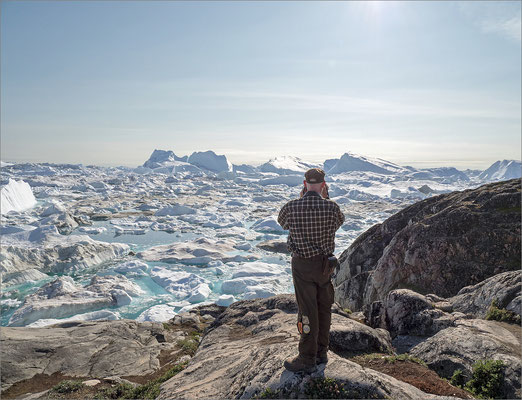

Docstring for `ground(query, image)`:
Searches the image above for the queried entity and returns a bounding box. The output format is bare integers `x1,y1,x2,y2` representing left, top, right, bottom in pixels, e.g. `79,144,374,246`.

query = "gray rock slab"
1,320,178,391
410,318,522,399
158,295,447,400
334,179,521,311
449,270,521,318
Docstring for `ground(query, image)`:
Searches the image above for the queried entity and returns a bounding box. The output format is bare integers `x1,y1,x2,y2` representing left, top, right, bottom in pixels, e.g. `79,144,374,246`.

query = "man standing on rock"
278,168,345,373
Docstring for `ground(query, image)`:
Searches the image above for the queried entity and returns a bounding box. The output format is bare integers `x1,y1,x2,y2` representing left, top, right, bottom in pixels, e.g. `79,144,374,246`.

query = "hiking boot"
283,356,316,373
316,353,328,365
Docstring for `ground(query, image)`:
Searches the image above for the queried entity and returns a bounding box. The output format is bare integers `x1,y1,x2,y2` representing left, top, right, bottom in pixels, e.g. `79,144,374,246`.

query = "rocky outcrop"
410,319,521,399
363,280,522,399
365,289,461,338
158,295,446,400
449,270,521,318
1,320,185,392
334,179,521,311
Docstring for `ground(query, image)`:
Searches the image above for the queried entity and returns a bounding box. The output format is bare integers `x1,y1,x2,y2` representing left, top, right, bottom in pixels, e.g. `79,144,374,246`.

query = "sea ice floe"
155,205,197,216
251,216,286,233
150,266,211,301
114,225,148,235
77,226,107,234
216,294,236,307
138,237,239,265
230,262,284,278
113,260,149,276
8,275,142,327
1,226,129,285
26,310,121,328
136,304,177,322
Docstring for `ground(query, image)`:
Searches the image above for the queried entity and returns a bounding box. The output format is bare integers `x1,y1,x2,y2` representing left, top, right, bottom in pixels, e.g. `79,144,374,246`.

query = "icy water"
0,158,487,326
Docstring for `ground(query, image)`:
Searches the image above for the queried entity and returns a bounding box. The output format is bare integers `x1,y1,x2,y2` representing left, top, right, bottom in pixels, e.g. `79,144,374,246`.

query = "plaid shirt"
278,191,345,258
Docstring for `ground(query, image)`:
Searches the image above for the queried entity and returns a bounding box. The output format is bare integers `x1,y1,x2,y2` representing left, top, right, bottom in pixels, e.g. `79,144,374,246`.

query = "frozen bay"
1,151,518,327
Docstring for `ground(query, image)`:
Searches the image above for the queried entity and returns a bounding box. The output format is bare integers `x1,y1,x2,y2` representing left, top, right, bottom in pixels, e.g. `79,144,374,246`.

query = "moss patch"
485,300,521,325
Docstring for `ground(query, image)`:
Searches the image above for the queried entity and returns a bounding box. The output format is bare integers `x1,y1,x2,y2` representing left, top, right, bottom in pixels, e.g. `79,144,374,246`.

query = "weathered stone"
158,295,447,400
334,179,521,311
410,319,522,399
365,289,460,338
256,239,290,254
449,270,521,318
1,320,179,391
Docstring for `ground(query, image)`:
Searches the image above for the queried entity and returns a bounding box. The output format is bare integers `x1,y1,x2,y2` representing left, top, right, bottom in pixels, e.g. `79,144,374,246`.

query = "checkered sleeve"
278,203,290,230
335,204,345,230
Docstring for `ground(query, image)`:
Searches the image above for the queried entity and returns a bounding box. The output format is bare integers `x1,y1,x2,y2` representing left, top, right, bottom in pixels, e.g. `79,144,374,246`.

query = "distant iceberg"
0,179,37,215
479,160,521,181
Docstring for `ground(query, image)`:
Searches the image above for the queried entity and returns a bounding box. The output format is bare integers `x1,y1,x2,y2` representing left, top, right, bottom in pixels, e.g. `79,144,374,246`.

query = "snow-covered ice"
1,149,512,327
0,179,37,215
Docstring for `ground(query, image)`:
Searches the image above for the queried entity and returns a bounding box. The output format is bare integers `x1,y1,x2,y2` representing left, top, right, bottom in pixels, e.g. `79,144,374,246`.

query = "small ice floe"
138,237,238,265
78,226,107,234
114,225,148,235
155,204,196,216
136,304,177,322
113,260,149,276
150,266,211,302
27,310,121,328
40,201,67,217
258,175,303,187
216,294,236,307
251,216,286,233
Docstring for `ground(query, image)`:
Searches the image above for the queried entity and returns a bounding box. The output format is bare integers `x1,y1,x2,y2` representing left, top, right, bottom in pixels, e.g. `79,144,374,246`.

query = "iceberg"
0,179,37,215
187,150,233,173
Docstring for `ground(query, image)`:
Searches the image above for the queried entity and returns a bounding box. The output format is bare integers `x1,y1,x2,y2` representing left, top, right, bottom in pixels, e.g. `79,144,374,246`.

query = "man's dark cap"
305,168,325,183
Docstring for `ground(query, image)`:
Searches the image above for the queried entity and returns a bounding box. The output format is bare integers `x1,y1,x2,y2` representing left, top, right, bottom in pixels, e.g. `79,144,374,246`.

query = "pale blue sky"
1,1,521,169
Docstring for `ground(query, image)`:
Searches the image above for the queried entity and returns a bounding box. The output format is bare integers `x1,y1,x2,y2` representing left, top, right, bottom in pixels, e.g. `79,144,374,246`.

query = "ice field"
1,151,520,327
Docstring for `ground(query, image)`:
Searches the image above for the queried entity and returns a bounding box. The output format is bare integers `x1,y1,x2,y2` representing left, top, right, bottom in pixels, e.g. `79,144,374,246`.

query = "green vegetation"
49,380,85,394
450,369,466,388
94,362,187,400
357,353,426,366
255,378,371,399
162,322,172,330
343,308,352,314
255,387,281,399
304,377,348,399
177,331,201,355
464,360,505,399
485,300,521,325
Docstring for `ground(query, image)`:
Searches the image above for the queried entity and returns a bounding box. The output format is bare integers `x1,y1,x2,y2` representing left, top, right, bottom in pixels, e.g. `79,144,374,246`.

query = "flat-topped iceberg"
187,150,233,173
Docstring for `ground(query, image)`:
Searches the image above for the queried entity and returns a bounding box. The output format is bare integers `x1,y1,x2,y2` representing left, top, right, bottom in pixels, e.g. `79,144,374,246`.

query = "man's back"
278,191,345,258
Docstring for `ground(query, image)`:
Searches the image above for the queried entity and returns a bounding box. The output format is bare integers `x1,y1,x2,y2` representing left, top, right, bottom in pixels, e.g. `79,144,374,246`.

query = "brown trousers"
291,255,335,364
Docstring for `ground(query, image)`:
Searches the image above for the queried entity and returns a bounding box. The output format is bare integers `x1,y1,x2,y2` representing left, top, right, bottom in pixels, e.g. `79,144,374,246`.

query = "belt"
292,254,324,261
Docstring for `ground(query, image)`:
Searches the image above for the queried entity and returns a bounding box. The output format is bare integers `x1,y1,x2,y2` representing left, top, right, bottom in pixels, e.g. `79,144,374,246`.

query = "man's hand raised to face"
320,183,329,199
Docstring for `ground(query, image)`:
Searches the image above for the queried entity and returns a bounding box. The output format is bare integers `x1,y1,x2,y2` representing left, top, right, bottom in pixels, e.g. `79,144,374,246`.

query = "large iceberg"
0,179,37,214
187,150,233,173
143,149,188,169
259,156,317,175
479,160,522,181
327,152,406,175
